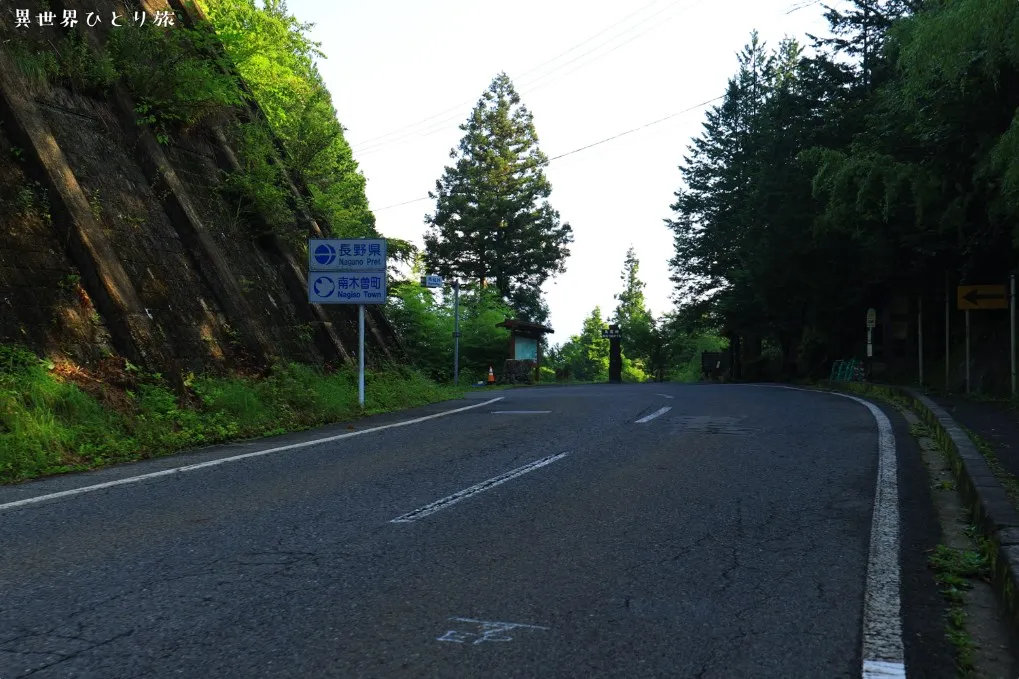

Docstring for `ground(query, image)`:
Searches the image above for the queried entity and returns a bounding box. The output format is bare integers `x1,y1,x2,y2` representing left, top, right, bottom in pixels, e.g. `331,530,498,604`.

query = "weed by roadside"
928,543,992,677
0,345,465,484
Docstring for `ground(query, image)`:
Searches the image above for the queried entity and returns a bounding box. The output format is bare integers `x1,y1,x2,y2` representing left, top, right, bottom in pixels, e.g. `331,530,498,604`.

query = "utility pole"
1011,273,1016,398
918,295,924,387
945,273,950,392
453,279,461,387
358,304,365,407
965,309,971,394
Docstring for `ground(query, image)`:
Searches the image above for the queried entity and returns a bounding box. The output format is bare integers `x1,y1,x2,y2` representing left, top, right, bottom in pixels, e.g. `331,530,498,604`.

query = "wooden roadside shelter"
494,318,555,383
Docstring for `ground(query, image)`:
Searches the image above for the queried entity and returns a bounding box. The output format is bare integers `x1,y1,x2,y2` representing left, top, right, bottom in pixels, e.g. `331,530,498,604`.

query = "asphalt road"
0,384,954,678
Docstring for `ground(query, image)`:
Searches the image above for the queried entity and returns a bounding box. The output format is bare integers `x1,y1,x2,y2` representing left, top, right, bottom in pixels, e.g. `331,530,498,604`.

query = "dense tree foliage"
553,307,611,382
7,0,396,251
666,0,1019,381
612,246,656,375
195,0,398,251
423,73,573,323
386,282,515,385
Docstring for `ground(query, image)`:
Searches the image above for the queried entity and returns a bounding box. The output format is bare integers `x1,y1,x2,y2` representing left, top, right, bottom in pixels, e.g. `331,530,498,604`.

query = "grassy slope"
0,345,466,484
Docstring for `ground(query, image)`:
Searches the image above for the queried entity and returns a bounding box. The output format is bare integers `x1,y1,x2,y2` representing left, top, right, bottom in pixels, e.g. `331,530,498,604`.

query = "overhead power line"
513,0,670,81
516,0,707,95
349,0,673,151
353,0,706,159
786,0,821,14
371,94,723,212
546,94,723,161
350,0,699,156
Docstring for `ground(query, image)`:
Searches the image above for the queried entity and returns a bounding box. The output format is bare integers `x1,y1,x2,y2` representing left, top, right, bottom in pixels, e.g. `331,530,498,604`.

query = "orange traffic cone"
487,366,496,385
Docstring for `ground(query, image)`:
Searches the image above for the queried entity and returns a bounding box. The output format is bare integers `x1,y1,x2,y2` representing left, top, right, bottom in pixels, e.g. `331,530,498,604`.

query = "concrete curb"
844,382,1019,636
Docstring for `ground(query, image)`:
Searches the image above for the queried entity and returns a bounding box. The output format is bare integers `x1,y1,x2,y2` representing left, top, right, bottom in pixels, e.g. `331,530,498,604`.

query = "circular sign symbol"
314,243,336,266
313,276,335,298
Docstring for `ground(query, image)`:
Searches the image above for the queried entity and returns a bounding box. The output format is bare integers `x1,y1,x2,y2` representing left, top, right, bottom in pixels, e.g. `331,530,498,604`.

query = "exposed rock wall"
0,0,404,378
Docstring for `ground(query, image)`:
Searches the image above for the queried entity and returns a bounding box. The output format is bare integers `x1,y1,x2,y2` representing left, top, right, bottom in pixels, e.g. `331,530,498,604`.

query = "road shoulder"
0,393,503,508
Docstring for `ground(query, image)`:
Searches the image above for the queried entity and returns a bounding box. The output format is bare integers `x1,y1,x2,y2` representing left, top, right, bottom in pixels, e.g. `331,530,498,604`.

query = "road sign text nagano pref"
957,284,1008,311
309,238,387,272
308,238,387,305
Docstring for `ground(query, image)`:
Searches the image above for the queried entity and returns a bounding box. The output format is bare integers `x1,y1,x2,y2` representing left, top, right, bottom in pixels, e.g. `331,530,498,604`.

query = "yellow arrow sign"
957,284,1008,310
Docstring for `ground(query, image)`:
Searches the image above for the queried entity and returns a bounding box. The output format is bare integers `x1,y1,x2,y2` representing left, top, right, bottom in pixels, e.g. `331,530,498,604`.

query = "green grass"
0,346,465,484
928,544,990,677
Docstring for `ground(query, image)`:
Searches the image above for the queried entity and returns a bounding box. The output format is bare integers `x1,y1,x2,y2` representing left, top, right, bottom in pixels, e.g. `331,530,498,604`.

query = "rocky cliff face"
0,0,403,381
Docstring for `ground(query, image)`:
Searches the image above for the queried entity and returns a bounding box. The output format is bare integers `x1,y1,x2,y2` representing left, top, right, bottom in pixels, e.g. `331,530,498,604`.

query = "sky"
286,0,843,341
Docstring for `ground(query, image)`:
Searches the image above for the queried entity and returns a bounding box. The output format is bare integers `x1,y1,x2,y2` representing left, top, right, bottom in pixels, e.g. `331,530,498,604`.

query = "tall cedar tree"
612,246,655,370
666,0,1019,381
424,73,573,323
558,307,610,382
666,33,774,337
666,33,873,370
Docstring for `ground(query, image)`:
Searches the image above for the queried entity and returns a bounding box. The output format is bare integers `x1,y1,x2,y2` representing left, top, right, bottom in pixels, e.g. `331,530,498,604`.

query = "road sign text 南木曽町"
308,238,388,305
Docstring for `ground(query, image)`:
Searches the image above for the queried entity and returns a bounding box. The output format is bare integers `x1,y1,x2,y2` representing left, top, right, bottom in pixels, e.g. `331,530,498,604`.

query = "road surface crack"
18,628,135,676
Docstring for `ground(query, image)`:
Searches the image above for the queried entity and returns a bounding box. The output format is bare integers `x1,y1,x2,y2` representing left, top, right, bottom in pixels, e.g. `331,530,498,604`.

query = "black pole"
608,324,622,383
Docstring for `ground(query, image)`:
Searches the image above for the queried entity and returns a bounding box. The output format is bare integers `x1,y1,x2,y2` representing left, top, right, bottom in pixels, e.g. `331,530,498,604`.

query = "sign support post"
453,280,460,387
308,238,388,410
865,309,875,384
955,283,1007,396
358,304,365,407
602,325,622,383
945,275,950,392
1011,274,1016,399
918,295,924,387
421,274,457,386
965,309,971,394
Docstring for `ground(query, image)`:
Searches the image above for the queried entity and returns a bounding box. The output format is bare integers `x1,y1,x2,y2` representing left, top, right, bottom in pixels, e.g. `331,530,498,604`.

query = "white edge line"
389,452,568,523
635,406,672,423
862,660,906,678
744,384,905,678
0,397,506,512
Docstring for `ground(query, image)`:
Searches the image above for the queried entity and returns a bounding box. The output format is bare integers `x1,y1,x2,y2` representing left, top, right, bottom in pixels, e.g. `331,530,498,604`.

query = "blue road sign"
308,272,387,304
309,238,387,272
421,274,444,288
313,242,337,267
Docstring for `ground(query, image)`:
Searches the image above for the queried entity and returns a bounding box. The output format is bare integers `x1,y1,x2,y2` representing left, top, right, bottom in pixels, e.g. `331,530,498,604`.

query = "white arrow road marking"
656,393,675,399
390,452,569,523
437,618,549,644
635,406,672,423
0,397,506,512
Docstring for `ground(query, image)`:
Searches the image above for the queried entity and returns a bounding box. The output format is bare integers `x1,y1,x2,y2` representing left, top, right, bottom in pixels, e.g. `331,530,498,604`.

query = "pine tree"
808,0,916,89
556,307,610,381
666,33,774,335
423,73,573,321
612,246,654,370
